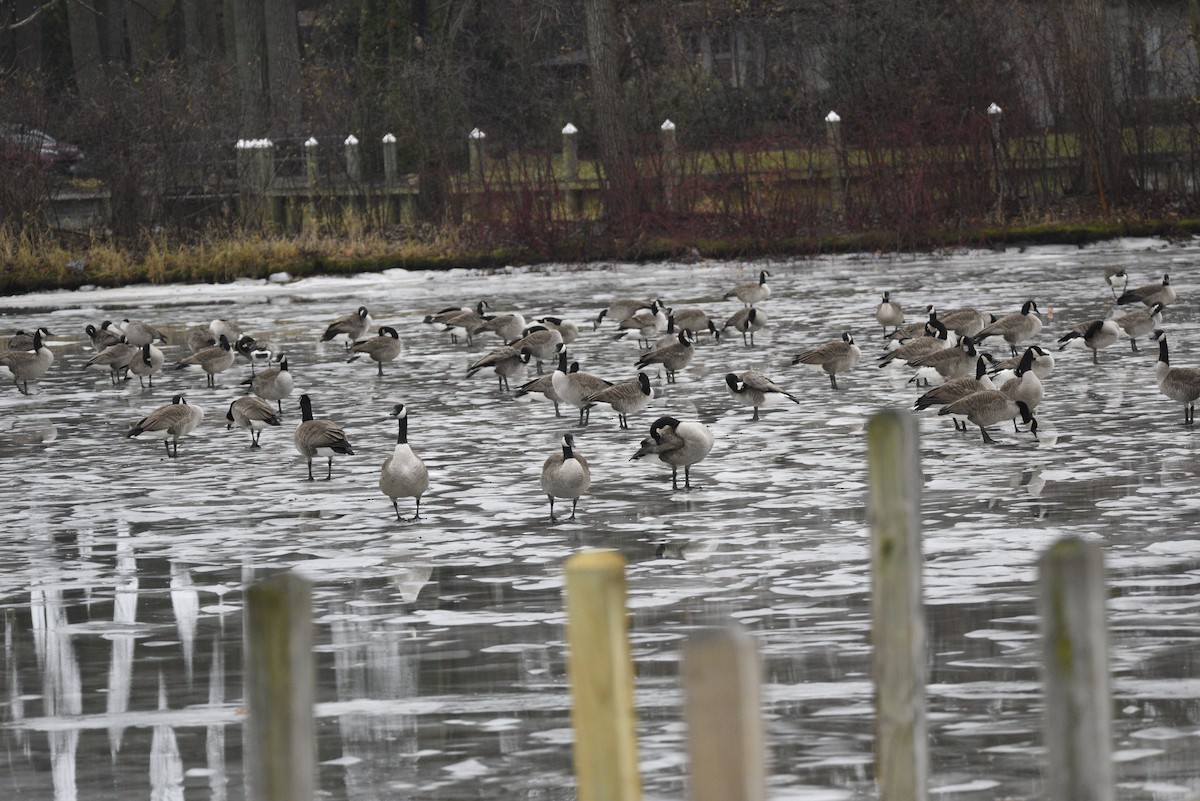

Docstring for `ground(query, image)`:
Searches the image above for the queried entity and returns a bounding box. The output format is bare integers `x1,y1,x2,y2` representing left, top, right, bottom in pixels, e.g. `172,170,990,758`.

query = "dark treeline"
2,0,1199,260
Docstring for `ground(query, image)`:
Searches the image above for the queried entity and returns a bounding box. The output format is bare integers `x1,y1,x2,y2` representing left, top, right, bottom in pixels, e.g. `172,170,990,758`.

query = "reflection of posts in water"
564,550,640,801
682,626,766,801
245,573,316,801
1038,538,1114,801
865,410,929,801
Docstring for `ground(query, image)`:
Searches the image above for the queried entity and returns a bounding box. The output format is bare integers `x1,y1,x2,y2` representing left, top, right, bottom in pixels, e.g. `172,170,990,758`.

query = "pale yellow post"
866,409,928,801
564,550,642,801
683,626,765,801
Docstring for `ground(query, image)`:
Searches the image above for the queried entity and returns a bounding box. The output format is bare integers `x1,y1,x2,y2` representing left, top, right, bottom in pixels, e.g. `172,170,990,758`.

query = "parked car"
0,124,85,174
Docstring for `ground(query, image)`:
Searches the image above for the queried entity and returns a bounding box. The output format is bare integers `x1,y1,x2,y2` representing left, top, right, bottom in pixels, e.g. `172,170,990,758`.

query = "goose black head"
1021,300,1038,315
218,334,231,350
357,306,370,319
759,270,770,283
381,326,399,339
842,332,854,344
649,416,682,442
724,373,743,393
637,372,651,394
391,403,407,419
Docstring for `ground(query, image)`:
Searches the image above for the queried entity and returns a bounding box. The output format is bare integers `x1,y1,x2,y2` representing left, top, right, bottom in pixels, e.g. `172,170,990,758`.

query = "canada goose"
82,338,138,386
938,390,1038,445
631,416,714,490
5,329,35,351
128,342,165,388
725,269,770,306
234,334,277,371
541,433,591,522
1151,330,1200,424
909,336,978,385
321,306,372,348
225,396,282,449
875,292,904,335
185,324,217,353
583,372,653,429
671,308,721,342
118,319,168,347
1103,265,1128,299
939,307,990,338
1057,318,1120,364
886,306,937,343
878,320,950,368
913,356,996,430
595,298,653,329
537,316,579,345
999,347,1045,430
209,319,241,343
467,345,532,392
985,345,1055,382
380,403,429,521
173,334,235,387
973,300,1042,356
242,356,294,413
509,325,565,373
614,300,669,349
294,394,354,480
514,361,579,417
791,332,861,389
86,321,122,351
1119,274,1176,307
551,350,614,426
347,326,403,376
0,328,54,394
471,311,527,342
722,306,767,347
725,370,800,421
1114,302,1164,352
126,395,204,457
635,329,695,384
426,301,488,344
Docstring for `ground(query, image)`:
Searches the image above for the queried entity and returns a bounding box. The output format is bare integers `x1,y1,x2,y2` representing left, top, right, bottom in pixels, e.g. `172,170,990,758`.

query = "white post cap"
304,137,319,148
987,102,1003,115
344,134,359,146
661,119,676,131
562,122,578,135
382,133,397,143
825,110,841,123
469,127,486,139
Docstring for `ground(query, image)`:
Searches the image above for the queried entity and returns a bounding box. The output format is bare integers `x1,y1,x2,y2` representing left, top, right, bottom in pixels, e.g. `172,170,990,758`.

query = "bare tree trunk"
264,0,303,136
97,0,127,66
230,0,267,134
11,0,42,75
66,0,105,102
126,0,170,66
180,0,221,83
583,0,641,226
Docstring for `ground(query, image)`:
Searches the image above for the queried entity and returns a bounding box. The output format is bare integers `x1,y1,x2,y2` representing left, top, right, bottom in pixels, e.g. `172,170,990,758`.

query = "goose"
725,269,770,306
471,311,527,342
725,370,800,421
321,306,372,348
234,334,277,371
126,395,204,457
185,324,218,353
0,328,54,394
117,319,168,347
466,345,532,392
347,326,403,376
583,372,653,429
913,356,996,430
791,332,861,389
225,396,282,449
551,351,613,426
82,338,138,386
1103,265,1128,299
595,298,653,329
128,342,165,388
540,433,591,522
614,300,669,349
999,347,1045,430
1057,318,1120,364
986,345,1055,382
172,334,235,387
886,306,937,343
671,308,721,342
1119,274,1176,307
878,320,950,368
537,316,580,345
908,336,978,385
86,321,123,351
5,329,36,351
1114,302,1164,352
875,292,904,335
631,416,714,490
242,356,294,413
634,329,696,384
1151,330,1200,424
514,361,579,417
722,306,767,347
209,318,241,343
973,300,1042,356
509,325,564,374
426,301,488,344
938,390,1038,445
939,307,990,338
294,394,354,480
380,403,429,521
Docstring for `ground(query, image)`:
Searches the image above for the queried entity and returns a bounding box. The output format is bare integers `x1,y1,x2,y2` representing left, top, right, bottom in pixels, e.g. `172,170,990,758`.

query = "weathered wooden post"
303,137,319,231
825,110,843,212
660,119,678,211
564,550,641,801
236,138,273,227
382,133,399,224
562,122,582,217
469,127,486,185
682,626,765,801
987,103,1005,220
344,134,361,184
244,572,316,801
1038,537,1114,801
866,409,927,801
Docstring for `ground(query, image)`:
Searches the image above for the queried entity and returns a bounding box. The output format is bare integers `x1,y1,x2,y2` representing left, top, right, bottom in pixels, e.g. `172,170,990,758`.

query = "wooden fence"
244,408,1124,801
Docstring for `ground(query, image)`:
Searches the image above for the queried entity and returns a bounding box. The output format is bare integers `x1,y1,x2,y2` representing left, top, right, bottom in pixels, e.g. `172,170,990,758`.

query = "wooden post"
1038,538,1114,801
303,137,319,231
344,134,361,183
660,119,678,211
987,103,1006,220
682,626,765,801
866,409,927,801
469,127,486,186
244,572,316,801
382,133,399,224
825,111,842,212
564,550,641,801
562,122,582,217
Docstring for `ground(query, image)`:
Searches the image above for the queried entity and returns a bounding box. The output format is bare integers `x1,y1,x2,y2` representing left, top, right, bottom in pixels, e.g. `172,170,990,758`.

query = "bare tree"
584,0,641,225
265,0,303,136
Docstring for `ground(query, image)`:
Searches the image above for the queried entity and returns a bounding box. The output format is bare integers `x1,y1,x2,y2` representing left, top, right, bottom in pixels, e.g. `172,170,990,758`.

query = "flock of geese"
0,266,1191,523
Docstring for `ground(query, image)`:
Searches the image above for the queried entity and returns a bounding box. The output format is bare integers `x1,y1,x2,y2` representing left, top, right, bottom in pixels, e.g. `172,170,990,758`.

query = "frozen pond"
1,241,1198,800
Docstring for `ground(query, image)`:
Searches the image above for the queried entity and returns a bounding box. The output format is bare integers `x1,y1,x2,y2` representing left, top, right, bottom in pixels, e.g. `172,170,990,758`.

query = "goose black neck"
396,414,408,444
561,441,573,458
300,396,314,422
1159,335,1169,366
